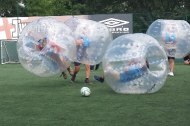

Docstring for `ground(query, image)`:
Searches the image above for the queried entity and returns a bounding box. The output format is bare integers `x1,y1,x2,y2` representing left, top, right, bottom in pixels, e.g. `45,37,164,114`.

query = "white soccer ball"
80,87,91,97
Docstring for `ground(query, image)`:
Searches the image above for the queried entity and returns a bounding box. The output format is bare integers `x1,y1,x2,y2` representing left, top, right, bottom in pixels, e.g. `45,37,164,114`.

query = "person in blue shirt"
70,36,91,84
162,24,177,76
94,59,149,83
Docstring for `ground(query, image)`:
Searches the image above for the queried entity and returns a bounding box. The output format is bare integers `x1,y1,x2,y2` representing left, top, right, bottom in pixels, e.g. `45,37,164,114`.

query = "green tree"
0,0,23,17
1,0,190,33
25,0,53,16
50,0,88,15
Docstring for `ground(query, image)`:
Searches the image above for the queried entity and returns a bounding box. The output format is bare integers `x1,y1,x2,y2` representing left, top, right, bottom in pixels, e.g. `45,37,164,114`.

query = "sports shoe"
168,72,174,76
94,75,104,83
84,78,90,84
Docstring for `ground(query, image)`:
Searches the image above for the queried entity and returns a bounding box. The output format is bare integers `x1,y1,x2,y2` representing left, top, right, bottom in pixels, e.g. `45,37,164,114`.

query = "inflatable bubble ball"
146,19,190,58
65,17,113,65
17,17,76,77
102,33,169,94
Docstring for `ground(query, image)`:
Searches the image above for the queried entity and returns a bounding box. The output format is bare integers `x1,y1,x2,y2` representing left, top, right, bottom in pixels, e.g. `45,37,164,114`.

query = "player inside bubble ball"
94,59,149,83
75,30,91,61
60,35,91,84
36,37,47,51
70,35,91,84
35,37,70,71
37,37,73,79
162,23,177,76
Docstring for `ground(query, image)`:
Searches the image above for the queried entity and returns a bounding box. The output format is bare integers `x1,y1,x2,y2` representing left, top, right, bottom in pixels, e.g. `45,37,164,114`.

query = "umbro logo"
99,18,129,28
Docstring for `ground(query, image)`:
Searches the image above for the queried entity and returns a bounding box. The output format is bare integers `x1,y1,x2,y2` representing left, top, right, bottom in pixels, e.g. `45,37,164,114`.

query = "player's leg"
71,62,81,82
84,64,91,84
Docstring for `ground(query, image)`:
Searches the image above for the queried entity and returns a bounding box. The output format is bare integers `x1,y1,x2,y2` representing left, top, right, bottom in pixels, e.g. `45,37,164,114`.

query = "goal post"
0,40,19,64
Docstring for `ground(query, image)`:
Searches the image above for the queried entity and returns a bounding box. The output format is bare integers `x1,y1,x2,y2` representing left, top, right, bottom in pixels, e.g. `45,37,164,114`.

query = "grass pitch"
0,63,190,126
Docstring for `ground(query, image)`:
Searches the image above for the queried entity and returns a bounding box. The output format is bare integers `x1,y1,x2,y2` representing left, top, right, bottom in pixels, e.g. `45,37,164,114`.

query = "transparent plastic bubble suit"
65,17,113,65
102,33,168,94
17,17,76,77
146,19,190,58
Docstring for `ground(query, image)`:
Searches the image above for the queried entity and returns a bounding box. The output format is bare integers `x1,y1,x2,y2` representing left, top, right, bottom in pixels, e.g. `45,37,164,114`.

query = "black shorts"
74,62,81,66
168,56,175,60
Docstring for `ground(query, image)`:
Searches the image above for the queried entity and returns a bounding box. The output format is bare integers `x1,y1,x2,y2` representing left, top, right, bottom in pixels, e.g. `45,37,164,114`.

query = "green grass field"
0,63,190,126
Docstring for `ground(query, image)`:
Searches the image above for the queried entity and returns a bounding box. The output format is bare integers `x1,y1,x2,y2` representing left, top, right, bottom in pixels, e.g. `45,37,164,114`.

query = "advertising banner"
0,14,132,40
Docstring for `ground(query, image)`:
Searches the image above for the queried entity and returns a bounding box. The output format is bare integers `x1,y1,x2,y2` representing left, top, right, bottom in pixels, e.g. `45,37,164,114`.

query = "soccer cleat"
84,78,90,84
168,72,174,76
94,75,104,83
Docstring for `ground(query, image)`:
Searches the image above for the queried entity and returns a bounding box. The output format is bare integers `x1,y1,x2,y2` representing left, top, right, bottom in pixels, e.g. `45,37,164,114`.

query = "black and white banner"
89,14,133,38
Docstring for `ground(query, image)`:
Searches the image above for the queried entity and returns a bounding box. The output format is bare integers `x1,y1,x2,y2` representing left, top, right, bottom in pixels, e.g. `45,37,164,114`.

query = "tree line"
0,0,189,32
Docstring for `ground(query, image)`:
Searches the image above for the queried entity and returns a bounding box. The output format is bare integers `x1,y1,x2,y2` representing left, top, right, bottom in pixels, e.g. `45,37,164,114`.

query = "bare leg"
85,64,91,83
168,58,174,73
168,58,175,76
71,64,80,82
73,65,80,76
85,64,90,79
